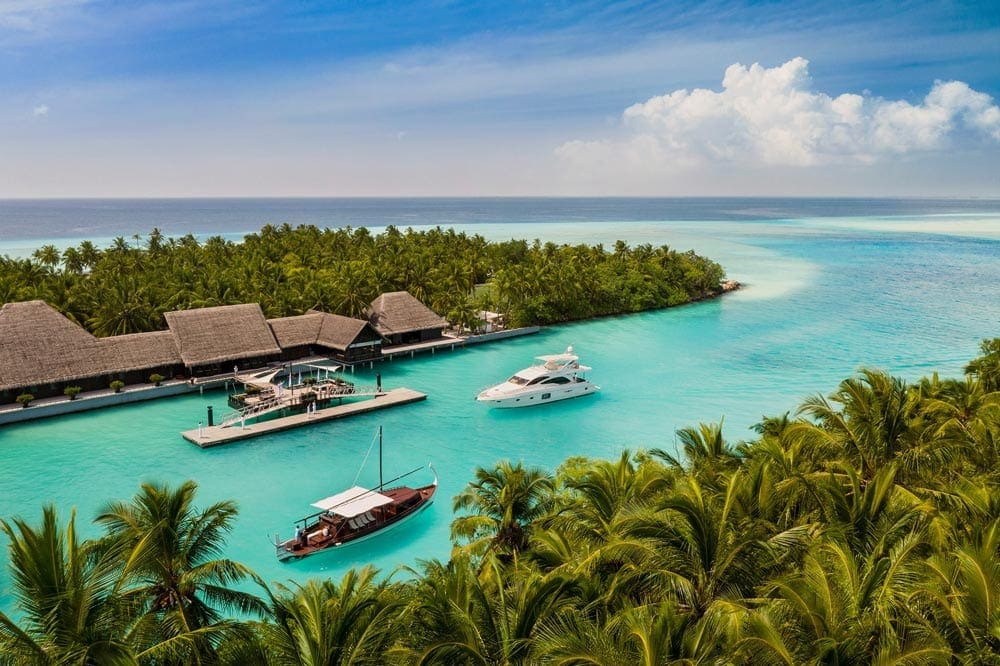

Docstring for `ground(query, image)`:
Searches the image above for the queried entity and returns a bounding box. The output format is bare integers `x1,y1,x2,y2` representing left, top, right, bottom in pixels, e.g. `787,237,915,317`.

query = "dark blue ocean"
1,197,999,245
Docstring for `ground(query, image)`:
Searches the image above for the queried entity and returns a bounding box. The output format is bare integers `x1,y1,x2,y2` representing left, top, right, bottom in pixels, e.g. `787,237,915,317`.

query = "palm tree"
0,506,138,665
547,451,671,552
795,369,918,480
330,260,375,318
742,537,949,664
401,555,577,665
917,375,1000,476
31,244,61,272
817,464,929,559
919,518,1000,663
652,420,740,482
95,481,265,660
537,601,724,666
451,460,555,558
85,273,159,336
223,567,406,665
617,474,811,619
965,338,1000,393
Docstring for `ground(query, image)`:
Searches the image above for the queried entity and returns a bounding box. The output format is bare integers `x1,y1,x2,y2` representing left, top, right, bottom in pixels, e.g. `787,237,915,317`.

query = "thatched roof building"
366,291,447,346
100,331,181,374
0,301,183,400
269,311,382,362
1,298,393,404
163,304,281,372
268,313,323,350
0,301,103,393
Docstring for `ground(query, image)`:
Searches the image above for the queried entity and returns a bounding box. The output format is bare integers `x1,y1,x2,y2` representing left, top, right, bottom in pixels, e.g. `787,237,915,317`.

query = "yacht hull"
277,479,437,562
277,496,435,561
476,382,599,408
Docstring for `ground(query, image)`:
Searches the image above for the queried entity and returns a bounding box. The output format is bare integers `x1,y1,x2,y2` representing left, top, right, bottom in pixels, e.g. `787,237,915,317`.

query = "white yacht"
476,346,599,408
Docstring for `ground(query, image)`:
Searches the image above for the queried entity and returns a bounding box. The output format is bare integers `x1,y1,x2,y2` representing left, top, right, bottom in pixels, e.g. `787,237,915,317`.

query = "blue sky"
2,0,999,196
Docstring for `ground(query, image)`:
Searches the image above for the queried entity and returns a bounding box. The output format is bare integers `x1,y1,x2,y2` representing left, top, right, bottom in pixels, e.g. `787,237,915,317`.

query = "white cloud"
556,57,1000,175
32,103,48,116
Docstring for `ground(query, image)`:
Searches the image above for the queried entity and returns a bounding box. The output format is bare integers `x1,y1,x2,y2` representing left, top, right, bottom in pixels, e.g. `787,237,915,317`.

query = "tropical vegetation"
2,339,999,664
0,225,727,335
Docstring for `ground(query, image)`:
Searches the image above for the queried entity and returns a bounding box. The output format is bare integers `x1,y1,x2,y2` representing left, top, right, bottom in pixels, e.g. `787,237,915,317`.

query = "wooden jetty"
180,388,427,447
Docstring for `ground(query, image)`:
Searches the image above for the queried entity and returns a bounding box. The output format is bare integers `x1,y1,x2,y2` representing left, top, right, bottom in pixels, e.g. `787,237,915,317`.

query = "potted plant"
149,373,164,387
110,380,125,393
16,393,33,408
64,386,82,400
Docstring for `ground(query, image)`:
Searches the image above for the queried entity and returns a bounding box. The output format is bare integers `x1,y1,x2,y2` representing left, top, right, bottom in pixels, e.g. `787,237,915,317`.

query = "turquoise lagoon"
2,209,1000,607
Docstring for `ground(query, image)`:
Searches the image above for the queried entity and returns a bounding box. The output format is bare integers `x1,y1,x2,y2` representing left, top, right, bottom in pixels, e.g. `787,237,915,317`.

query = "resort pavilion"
268,311,383,364
0,300,183,404
163,304,283,378
1,291,450,405
366,291,448,346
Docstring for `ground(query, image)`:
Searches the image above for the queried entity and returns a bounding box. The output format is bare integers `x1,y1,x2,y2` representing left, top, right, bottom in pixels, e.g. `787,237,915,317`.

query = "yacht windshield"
508,374,530,385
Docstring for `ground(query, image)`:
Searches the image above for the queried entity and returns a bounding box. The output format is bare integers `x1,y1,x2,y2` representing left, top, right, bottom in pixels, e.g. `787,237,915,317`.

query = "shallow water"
2,204,999,610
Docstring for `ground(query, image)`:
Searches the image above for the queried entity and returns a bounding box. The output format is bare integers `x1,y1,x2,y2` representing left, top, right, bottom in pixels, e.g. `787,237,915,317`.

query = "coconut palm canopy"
366,291,447,337
163,303,281,367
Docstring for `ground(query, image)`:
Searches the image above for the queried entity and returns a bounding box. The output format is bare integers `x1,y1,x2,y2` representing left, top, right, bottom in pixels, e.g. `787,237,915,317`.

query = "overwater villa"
0,291,449,406
366,291,449,346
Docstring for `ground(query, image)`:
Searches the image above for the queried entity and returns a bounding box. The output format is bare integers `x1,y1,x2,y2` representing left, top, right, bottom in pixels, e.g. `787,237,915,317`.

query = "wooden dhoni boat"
275,428,437,561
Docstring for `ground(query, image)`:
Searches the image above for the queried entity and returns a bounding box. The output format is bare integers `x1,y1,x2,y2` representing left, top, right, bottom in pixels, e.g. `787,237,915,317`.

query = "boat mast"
378,425,383,492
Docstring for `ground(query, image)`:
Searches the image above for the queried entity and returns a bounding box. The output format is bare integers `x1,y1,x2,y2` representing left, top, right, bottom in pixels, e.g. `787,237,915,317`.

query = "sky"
1,0,999,197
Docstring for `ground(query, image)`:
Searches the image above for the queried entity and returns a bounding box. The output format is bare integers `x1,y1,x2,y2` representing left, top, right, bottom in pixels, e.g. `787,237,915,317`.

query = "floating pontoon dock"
180,388,427,447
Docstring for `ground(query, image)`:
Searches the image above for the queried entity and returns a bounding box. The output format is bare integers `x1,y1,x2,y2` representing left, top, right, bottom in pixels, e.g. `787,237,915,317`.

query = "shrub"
110,380,125,393
64,386,82,400
16,393,34,408
149,373,165,386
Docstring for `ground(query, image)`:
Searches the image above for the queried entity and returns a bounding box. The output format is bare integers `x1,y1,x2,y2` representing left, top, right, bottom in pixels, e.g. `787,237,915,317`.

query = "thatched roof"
316,313,377,351
100,331,181,374
366,291,447,336
268,312,378,352
164,304,280,367
0,301,102,391
0,301,187,392
268,314,323,348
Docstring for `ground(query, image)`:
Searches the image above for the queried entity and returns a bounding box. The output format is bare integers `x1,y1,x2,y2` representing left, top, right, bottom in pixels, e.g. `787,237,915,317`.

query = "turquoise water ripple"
2,209,999,609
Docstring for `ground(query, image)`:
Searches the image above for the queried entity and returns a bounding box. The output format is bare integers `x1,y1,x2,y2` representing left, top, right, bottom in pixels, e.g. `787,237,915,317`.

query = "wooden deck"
180,388,427,447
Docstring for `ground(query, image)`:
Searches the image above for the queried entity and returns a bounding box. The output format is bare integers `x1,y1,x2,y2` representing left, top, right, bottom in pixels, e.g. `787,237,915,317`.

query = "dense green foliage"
3,339,999,664
0,225,726,335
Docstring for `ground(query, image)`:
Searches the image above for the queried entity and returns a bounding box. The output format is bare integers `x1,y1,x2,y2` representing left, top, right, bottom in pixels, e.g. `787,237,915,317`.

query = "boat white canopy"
235,369,281,389
535,353,578,363
535,345,578,365
311,485,394,518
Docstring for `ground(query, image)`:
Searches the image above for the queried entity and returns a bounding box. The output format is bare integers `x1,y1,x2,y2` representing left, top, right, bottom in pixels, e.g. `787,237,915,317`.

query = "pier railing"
219,394,285,427
218,383,384,428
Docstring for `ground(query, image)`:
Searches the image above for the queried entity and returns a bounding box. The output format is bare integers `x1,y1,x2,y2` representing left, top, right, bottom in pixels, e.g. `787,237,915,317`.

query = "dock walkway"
180,388,426,447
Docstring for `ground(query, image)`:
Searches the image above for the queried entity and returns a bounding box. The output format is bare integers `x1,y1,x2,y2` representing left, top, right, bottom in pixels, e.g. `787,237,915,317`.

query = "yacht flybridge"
476,346,599,408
